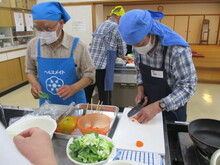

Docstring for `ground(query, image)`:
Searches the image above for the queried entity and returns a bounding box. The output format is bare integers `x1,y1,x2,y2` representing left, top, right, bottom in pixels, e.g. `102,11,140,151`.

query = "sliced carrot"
87,126,99,129
136,140,144,147
133,116,137,120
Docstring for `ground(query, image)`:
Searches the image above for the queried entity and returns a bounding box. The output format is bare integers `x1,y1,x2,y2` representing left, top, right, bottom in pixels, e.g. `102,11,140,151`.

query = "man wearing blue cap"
26,2,95,106
85,6,128,105
118,9,197,123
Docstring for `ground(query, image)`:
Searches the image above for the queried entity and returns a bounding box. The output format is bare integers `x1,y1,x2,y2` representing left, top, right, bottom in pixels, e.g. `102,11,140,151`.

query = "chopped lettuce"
68,132,114,163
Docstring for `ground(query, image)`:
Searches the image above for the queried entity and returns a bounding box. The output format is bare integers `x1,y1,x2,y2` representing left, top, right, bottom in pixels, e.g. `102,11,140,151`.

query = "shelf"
0,45,26,53
0,37,12,39
16,35,35,38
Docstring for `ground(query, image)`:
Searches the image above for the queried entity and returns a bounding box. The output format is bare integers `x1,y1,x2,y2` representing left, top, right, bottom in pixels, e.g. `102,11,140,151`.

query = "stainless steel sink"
0,104,35,127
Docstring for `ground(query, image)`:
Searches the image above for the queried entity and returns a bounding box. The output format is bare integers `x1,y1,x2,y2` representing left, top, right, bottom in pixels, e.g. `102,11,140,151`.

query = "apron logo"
46,76,64,95
44,70,65,75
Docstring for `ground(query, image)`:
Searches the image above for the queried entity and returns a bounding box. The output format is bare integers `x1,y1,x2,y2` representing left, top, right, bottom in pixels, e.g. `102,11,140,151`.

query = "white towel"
113,149,163,165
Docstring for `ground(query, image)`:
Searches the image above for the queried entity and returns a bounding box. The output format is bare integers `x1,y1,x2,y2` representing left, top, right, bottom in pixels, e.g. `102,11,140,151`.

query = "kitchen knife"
127,99,145,118
127,104,144,118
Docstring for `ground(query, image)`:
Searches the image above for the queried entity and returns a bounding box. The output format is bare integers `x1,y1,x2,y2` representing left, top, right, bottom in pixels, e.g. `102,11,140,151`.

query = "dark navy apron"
93,25,118,91
139,47,187,122
37,38,86,106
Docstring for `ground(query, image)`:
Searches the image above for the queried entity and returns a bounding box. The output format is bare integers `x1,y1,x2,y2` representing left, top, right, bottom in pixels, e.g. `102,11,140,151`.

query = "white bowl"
6,116,57,138
66,134,116,165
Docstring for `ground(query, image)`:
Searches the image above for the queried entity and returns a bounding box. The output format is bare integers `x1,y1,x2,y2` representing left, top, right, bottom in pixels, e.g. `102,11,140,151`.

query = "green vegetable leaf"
38,92,49,99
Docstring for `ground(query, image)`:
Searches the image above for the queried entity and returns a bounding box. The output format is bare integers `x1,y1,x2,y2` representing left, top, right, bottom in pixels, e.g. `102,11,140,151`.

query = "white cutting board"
113,108,165,155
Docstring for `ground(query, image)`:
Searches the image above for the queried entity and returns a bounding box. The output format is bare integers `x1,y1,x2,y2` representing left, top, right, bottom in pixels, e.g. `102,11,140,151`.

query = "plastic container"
77,113,111,135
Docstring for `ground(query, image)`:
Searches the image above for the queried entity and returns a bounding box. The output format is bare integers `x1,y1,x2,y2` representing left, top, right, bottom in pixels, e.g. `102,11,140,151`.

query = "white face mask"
37,24,60,44
135,35,155,55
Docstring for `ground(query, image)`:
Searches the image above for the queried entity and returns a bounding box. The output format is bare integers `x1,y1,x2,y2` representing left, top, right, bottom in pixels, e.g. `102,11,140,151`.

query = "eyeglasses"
33,21,59,32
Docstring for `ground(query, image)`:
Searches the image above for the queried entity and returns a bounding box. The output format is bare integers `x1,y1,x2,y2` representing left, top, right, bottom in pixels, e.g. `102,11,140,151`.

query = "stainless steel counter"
1,105,170,165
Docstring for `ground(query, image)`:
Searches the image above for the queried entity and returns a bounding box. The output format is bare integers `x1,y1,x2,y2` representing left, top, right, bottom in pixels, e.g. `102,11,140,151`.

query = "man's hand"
13,127,57,165
31,83,42,99
135,85,148,105
136,101,162,123
57,85,78,100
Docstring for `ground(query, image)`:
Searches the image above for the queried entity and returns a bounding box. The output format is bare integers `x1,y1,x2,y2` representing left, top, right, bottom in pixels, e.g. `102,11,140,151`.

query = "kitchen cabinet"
0,27,13,48
0,9,13,27
10,0,27,9
187,16,204,44
0,10,35,50
205,15,220,44
11,9,35,47
172,15,220,44
0,49,27,93
0,0,10,7
19,56,27,81
0,26,35,49
0,58,23,92
10,0,36,9
161,16,175,30
27,0,37,9
174,16,188,40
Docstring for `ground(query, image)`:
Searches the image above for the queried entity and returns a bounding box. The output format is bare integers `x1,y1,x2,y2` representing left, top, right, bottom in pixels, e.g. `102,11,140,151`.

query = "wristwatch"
159,100,167,111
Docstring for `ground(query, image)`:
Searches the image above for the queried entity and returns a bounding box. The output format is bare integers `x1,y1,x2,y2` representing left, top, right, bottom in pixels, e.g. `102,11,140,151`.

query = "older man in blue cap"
118,9,197,123
26,1,95,106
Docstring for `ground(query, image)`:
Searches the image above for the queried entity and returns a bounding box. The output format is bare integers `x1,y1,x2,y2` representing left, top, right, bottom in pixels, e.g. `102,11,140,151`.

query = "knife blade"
127,104,144,118
127,99,145,118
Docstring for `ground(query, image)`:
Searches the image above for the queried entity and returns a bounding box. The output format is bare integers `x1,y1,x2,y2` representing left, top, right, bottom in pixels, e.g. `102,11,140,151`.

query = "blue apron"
93,25,117,91
37,38,86,105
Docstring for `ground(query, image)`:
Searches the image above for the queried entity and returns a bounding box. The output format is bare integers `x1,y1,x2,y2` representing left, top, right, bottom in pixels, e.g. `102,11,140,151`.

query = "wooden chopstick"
96,100,100,111
98,101,103,112
91,98,93,111
83,103,88,115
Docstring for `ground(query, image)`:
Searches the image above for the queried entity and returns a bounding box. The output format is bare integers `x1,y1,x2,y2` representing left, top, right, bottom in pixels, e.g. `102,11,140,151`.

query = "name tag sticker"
151,70,164,78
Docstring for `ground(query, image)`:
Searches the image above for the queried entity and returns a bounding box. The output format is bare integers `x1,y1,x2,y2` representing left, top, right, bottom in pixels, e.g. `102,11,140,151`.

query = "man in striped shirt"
85,6,127,105
119,9,197,123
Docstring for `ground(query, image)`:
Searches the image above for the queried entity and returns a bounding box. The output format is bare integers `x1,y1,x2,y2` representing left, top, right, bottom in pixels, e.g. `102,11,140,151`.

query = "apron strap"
37,39,41,58
70,37,79,57
161,46,168,69
139,46,168,68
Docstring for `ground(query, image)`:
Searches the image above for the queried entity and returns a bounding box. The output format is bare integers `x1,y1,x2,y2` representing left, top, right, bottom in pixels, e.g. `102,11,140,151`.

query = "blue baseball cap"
118,9,189,47
31,1,71,24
